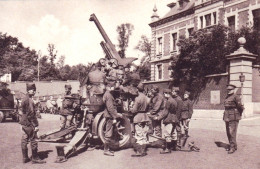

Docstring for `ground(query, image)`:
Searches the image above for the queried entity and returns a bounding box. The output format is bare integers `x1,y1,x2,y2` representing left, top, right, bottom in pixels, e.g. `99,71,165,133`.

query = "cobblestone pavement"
1,114,260,169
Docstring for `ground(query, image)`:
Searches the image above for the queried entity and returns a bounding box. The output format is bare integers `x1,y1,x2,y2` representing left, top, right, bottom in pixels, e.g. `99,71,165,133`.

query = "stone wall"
193,75,228,110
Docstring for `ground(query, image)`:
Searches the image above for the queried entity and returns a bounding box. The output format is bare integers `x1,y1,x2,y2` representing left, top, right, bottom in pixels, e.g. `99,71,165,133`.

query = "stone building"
145,0,260,117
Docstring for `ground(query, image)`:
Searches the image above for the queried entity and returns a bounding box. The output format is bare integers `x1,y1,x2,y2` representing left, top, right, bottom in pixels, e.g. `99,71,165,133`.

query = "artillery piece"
38,13,138,162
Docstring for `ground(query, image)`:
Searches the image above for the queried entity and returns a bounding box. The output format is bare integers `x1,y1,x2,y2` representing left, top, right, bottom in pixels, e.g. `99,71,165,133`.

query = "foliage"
135,35,152,65
0,32,93,82
170,25,259,99
135,35,152,81
0,33,38,81
116,23,134,58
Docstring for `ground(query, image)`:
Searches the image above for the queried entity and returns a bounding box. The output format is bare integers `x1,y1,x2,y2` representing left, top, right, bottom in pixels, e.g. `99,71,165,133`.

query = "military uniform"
172,87,183,149
60,85,75,129
130,83,150,157
20,83,45,164
150,91,165,137
102,90,122,156
181,93,193,137
156,91,178,153
223,84,244,154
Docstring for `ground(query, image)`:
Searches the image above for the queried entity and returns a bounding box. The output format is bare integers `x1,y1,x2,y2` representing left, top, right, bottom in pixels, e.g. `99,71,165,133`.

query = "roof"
149,0,195,27
162,0,195,19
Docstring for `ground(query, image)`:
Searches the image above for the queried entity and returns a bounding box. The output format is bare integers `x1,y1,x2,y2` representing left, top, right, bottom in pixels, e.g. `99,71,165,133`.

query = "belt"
225,107,236,110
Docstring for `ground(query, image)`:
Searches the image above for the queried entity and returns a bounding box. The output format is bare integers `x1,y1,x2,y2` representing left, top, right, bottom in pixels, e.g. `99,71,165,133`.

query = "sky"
0,0,172,66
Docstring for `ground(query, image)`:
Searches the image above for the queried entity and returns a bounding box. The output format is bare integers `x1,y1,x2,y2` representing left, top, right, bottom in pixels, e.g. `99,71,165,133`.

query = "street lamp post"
239,73,245,103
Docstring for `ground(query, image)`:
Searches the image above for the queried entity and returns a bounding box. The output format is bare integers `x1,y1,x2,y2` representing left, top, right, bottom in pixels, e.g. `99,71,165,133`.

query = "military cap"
151,85,159,93
184,91,190,95
65,84,72,89
137,83,144,91
163,88,171,93
172,86,180,92
227,84,236,90
26,83,36,91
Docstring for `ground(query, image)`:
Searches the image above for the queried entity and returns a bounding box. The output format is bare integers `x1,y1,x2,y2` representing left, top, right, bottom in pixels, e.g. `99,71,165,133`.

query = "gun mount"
89,13,137,67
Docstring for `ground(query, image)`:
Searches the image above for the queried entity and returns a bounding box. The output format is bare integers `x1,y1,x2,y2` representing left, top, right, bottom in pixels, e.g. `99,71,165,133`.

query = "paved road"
0,114,260,169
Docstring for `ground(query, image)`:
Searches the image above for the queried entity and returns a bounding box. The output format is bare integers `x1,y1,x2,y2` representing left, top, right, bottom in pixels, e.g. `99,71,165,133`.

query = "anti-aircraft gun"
89,13,137,67
38,14,137,163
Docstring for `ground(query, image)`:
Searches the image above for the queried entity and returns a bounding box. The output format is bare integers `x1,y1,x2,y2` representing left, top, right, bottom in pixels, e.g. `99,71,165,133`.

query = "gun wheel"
98,116,131,149
0,111,5,123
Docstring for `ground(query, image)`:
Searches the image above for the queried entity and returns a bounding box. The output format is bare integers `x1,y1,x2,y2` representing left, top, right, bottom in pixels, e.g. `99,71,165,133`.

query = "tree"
116,23,134,58
0,32,38,81
170,24,259,100
135,35,152,81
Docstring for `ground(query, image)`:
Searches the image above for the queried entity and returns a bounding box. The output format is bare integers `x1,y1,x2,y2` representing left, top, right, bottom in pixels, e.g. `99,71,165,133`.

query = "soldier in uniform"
147,85,165,137
181,91,193,138
102,83,123,156
20,83,46,164
154,89,178,154
130,83,150,157
223,84,244,154
60,84,74,129
171,87,183,150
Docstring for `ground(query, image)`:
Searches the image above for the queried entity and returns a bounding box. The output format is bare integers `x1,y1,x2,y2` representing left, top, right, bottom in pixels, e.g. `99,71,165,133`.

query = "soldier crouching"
20,83,46,164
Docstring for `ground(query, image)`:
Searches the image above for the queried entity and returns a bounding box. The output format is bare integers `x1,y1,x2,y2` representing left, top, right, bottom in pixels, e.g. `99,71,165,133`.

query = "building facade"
146,0,260,116
148,0,260,83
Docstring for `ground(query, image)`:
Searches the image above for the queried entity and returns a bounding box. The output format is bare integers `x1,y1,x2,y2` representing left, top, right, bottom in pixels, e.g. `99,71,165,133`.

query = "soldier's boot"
55,146,67,163
140,144,147,156
176,134,182,151
131,144,142,157
185,130,189,137
31,149,46,164
22,148,30,163
104,143,114,156
228,148,236,154
171,140,177,151
160,142,171,154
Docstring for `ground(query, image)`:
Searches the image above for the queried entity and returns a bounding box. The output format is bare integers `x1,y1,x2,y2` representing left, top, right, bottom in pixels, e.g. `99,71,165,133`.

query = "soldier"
20,83,46,164
154,89,178,154
130,83,150,157
147,85,165,137
223,84,244,154
171,87,183,150
102,83,123,156
60,84,74,129
181,91,193,138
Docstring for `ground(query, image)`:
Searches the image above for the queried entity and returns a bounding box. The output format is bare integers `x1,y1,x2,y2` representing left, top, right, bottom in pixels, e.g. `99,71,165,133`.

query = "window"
200,16,203,28
228,16,235,32
188,28,194,36
157,64,162,80
158,37,162,54
205,14,211,27
253,9,260,33
172,33,177,51
213,12,217,24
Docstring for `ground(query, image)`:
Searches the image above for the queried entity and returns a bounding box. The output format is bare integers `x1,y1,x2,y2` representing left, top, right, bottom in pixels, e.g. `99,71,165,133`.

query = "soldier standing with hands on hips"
223,84,244,154
20,83,46,164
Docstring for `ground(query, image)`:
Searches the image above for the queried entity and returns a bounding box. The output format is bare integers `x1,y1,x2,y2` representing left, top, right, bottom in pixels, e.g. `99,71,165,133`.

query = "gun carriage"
38,14,137,162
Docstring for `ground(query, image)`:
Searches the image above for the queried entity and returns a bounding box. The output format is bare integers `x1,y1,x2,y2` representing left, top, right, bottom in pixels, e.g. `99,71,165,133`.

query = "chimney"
151,4,159,22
